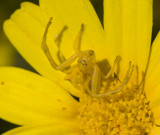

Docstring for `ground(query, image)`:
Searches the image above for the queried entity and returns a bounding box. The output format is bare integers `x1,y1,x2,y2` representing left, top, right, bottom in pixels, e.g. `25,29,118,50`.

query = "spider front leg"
41,17,78,71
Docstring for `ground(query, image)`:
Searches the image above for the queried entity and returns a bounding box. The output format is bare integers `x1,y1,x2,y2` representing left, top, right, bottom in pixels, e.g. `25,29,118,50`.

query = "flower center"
78,76,154,135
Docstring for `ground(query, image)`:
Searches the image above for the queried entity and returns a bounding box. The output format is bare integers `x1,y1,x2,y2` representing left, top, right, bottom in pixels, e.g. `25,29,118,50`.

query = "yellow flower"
1,0,160,134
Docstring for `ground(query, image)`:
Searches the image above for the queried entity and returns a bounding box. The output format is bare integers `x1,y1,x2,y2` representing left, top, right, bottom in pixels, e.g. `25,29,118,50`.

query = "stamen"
41,17,59,69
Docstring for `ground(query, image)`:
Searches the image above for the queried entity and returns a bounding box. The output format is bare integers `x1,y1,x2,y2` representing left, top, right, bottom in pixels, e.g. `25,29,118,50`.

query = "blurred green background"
0,0,160,134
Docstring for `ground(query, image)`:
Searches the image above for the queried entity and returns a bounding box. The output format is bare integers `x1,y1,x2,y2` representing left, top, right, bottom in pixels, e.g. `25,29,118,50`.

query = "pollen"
78,80,154,135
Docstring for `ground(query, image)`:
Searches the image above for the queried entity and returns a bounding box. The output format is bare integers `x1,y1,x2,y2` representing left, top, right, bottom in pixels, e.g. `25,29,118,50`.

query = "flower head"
1,0,160,134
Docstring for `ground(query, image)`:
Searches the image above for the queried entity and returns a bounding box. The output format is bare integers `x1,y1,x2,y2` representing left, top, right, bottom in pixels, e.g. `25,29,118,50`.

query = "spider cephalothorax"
77,50,96,74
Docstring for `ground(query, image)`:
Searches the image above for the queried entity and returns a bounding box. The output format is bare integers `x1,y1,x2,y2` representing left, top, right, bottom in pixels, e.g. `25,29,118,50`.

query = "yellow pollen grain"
78,82,154,135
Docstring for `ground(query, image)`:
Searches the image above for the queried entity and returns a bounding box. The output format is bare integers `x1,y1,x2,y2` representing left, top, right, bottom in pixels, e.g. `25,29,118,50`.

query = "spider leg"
105,55,121,79
41,17,78,71
93,62,134,98
83,76,92,95
90,64,101,96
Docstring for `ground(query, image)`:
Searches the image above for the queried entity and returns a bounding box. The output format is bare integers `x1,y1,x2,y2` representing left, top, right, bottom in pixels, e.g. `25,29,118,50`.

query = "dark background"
0,0,160,134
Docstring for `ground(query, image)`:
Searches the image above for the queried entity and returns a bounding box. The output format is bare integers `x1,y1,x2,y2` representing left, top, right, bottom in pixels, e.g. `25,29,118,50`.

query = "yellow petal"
2,122,79,135
39,0,105,61
0,67,79,125
150,126,160,135
145,32,160,94
104,0,152,81
3,2,80,97
145,32,160,124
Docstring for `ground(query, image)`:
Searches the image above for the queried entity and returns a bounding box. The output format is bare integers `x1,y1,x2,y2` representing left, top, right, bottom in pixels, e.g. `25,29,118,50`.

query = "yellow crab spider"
41,17,134,98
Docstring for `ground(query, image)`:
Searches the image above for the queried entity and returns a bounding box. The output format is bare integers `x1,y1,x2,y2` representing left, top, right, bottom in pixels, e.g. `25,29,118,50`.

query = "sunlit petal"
3,2,80,97
145,32,160,124
0,67,79,125
104,0,152,81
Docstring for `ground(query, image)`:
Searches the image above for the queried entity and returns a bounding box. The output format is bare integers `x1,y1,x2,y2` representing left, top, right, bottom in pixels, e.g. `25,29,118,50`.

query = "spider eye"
89,50,94,56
